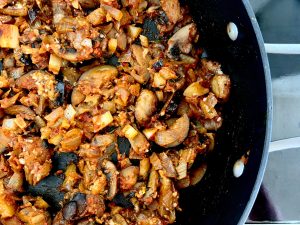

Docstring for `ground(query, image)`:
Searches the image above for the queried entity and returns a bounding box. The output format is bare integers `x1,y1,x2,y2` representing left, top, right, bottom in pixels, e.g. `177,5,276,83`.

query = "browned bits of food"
0,0,231,224
119,165,139,190
19,137,52,185
160,0,182,25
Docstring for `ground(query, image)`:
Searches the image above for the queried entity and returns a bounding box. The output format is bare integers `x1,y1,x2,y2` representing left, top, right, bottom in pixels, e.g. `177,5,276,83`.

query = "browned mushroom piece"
135,89,158,126
154,114,190,148
167,23,197,59
102,160,118,200
71,65,118,105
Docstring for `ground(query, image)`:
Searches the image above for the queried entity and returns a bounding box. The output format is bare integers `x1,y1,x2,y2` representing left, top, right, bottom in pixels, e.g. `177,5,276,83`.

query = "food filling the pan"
0,0,231,224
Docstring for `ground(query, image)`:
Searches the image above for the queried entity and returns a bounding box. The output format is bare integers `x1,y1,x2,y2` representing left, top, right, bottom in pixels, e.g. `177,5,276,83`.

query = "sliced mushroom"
139,158,150,180
102,160,118,200
135,89,158,126
4,105,35,120
190,163,207,186
167,23,197,59
154,114,189,148
71,65,118,106
50,44,93,62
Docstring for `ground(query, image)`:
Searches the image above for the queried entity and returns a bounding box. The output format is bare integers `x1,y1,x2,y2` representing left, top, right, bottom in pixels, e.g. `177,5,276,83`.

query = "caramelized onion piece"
157,171,178,223
159,152,177,178
60,128,83,152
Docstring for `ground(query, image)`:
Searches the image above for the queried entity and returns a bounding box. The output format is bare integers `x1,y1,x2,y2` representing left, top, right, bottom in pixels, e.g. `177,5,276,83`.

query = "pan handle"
264,44,300,54
269,137,300,152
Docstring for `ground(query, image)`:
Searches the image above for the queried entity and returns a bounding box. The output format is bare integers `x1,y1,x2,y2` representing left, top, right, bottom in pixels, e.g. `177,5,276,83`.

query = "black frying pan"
26,1,272,224
174,0,272,224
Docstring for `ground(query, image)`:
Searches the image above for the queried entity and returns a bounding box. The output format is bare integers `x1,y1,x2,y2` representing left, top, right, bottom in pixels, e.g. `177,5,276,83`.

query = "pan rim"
238,0,273,224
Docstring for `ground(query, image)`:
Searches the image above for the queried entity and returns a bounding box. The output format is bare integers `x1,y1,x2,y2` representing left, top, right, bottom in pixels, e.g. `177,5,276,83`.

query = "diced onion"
139,158,150,180
155,91,164,101
108,38,118,54
122,124,138,139
0,193,16,218
149,153,163,170
176,161,187,180
64,104,77,121
49,54,62,75
92,111,114,132
183,82,209,97
102,5,123,21
14,116,27,129
142,128,158,140
2,118,17,130
48,134,63,146
139,35,149,47
128,25,142,41
159,67,177,80
0,24,19,49
152,73,166,89
87,8,106,26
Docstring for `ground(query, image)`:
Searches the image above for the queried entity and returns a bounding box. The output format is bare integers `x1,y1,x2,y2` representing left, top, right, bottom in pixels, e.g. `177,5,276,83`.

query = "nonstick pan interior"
174,0,272,224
